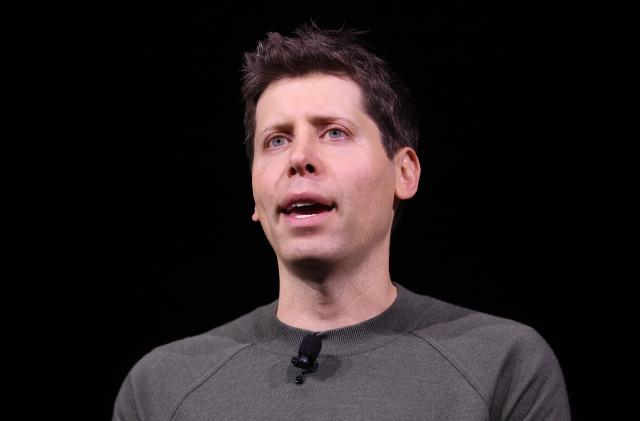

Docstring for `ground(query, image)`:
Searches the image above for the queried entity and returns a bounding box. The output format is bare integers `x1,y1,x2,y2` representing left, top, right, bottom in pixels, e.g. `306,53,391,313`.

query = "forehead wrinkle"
258,114,359,138
255,74,369,139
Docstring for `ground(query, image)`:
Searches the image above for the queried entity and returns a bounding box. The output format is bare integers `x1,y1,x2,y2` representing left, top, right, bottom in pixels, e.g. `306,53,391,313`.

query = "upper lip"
278,192,336,214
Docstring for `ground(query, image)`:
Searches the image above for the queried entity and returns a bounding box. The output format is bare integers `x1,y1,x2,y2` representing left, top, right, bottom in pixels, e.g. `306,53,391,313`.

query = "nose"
288,133,318,177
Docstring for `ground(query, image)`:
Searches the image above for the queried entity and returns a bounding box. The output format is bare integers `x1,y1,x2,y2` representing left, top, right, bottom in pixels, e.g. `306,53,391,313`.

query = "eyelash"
266,128,348,149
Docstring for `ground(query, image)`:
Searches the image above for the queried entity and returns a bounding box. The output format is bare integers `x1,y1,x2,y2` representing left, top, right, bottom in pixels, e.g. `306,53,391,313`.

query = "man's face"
251,73,400,267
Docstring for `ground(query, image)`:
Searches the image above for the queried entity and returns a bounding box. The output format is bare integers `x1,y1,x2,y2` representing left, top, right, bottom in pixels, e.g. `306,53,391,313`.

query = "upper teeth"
287,202,316,212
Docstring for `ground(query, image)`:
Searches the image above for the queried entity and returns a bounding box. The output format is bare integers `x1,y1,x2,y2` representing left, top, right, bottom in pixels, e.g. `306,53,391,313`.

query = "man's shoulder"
134,302,270,373
410,295,563,406
114,303,272,420
412,295,547,352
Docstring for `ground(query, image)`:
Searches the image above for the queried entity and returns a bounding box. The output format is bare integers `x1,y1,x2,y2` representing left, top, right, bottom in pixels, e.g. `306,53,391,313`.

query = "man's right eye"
267,136,287,149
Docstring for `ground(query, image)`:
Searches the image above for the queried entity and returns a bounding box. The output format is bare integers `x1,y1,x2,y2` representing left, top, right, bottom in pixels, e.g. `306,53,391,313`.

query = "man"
113,22,570,420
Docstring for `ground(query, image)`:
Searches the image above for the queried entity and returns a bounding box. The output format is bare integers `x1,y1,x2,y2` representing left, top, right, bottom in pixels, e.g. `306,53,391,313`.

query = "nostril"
289,163,316,176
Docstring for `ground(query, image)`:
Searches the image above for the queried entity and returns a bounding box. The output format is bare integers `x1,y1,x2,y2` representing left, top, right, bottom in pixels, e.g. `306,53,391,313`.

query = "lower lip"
281,208,336,227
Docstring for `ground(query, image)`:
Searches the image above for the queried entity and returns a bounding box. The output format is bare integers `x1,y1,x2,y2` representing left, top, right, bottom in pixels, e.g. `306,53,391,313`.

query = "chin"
280,243,342,268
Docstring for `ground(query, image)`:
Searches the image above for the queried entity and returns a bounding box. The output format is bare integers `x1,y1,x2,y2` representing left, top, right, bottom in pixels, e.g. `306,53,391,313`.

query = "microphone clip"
291,355,318,384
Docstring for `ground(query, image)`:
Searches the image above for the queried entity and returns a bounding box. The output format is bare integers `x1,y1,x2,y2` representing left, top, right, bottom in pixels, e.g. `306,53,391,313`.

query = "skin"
251,73,421,331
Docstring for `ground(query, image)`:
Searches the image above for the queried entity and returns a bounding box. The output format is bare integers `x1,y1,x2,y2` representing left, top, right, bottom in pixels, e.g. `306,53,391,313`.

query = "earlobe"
394,147,421,201
252,206,260,222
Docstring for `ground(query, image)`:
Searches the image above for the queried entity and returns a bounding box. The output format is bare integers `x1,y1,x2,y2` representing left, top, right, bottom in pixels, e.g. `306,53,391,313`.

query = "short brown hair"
241,21,420,232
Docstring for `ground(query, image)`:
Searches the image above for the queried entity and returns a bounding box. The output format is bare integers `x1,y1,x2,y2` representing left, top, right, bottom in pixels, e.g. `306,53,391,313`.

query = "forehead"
255,73,367,130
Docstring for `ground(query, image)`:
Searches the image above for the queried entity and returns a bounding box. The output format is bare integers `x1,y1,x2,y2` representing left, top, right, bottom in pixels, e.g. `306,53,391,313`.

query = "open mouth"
282,203,335,219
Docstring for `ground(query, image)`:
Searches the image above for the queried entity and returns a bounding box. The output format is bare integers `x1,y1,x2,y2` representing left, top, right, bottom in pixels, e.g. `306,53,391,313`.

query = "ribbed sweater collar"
250,282,433,357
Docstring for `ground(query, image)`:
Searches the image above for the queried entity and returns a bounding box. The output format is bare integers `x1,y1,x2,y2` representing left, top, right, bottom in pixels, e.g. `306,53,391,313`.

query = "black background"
74,4,599,420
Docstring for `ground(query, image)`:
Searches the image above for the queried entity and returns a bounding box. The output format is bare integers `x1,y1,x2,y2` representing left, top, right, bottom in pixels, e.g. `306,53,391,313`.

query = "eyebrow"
258,115,357,138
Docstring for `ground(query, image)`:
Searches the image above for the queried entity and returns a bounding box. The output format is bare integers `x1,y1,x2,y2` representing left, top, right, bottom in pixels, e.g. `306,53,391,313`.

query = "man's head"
241,22,420,269
242,22,419,171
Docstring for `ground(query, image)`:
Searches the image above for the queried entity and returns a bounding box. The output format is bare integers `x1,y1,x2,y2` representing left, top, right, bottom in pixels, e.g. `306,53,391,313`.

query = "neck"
275,241,397,331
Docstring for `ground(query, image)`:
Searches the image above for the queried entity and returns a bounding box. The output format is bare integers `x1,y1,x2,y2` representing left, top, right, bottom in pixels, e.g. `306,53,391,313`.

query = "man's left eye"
327,128,346,138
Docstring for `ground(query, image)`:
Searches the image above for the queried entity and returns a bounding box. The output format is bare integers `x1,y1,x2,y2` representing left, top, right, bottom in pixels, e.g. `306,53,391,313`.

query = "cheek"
252,171,280,222
343,164,395,215
251,180,269,221
251,168,271,205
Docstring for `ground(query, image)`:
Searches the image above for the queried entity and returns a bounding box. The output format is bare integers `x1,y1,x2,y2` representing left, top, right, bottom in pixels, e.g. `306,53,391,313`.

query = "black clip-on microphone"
291,332,322,384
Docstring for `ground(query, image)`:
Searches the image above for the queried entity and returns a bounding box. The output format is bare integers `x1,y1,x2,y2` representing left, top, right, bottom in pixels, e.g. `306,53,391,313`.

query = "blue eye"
267,136,286,148
327,128,346,139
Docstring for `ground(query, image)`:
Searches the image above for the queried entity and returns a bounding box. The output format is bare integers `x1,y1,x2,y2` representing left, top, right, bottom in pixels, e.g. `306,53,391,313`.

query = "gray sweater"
112,282,570,420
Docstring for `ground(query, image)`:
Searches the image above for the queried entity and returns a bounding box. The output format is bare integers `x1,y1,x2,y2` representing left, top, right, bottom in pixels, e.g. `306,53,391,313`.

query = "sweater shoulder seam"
164,342,255,421
409,331,490,412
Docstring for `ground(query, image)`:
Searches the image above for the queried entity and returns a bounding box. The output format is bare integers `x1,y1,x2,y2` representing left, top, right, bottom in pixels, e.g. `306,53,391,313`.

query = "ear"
252,205,260,222
394,147,421,201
